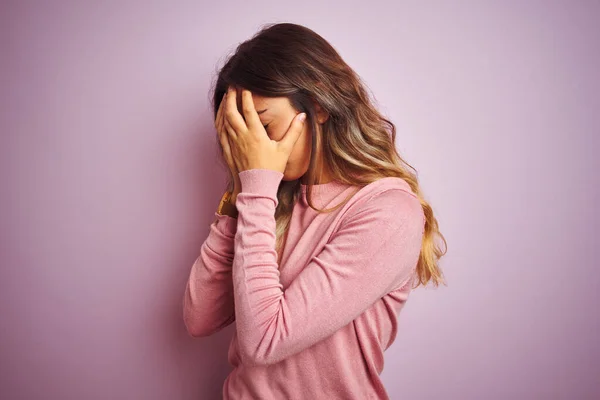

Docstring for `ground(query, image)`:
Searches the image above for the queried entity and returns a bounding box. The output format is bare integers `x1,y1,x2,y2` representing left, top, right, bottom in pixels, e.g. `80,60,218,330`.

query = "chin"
281,166,307,182
281,173,297,182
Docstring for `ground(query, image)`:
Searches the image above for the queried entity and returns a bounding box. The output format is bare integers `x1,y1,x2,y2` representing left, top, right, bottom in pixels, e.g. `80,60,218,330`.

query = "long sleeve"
183,211,238,337
232,168,425,367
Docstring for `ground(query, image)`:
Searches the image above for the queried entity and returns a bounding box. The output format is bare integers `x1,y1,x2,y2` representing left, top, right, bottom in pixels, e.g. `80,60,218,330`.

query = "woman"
183,22,447,400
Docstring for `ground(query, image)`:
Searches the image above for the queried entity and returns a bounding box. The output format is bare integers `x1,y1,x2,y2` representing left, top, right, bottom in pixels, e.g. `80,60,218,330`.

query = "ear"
312,100,329,124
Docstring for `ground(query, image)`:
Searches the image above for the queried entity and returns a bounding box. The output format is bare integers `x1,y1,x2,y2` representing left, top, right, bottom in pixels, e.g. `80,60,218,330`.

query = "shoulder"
348,176,420,210
357,176,418,200
339,177,424,230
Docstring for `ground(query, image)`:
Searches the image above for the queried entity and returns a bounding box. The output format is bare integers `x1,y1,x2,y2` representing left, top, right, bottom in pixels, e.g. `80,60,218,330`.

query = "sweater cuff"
238,169,284,199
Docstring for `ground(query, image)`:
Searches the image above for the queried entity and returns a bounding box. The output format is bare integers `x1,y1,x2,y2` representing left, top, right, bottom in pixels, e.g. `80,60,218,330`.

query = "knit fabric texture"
183,168,425,399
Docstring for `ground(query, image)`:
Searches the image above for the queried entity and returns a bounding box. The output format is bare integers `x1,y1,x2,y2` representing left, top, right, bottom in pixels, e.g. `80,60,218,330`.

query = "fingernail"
298,113,306,122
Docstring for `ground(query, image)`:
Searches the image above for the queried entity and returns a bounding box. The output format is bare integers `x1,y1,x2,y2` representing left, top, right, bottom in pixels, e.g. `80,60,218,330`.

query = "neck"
300,157,333,185
300,170,333,185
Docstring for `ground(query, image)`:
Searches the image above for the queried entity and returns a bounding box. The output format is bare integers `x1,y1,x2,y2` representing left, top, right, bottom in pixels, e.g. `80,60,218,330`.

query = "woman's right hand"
215,90,241,203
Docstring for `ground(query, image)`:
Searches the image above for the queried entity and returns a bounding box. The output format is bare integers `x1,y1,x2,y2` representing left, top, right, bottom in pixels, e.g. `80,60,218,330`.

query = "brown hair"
210,23,447,287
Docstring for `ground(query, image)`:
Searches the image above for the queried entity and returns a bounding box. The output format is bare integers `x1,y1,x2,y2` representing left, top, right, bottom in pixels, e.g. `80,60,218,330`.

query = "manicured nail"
298,113,306,122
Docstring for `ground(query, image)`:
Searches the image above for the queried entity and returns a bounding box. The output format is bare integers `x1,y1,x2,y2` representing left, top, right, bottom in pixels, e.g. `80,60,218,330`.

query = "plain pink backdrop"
1,1,598,399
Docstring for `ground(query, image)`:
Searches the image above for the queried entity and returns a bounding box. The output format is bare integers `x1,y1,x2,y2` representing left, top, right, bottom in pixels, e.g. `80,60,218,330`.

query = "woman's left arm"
233,168,425,367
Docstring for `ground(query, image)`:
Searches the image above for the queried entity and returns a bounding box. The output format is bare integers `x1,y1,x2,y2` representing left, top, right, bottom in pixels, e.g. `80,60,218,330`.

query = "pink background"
1,1,598,399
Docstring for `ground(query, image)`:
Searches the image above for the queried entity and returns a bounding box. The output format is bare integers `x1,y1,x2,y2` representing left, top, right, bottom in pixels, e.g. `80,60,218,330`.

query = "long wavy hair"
210,22,447,287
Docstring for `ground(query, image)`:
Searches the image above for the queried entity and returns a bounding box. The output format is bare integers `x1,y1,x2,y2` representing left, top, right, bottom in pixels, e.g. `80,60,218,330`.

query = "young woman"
183,22,447,400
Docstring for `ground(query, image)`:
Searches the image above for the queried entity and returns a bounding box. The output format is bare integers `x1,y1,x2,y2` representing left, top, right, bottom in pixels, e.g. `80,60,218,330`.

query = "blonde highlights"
212,23,447,287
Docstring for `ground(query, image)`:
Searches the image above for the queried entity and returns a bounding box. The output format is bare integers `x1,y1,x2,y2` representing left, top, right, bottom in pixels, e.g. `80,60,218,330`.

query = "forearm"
231,169,424,366
183,212,237,337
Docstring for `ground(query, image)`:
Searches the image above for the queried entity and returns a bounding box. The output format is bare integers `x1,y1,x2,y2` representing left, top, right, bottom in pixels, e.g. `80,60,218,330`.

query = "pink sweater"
183,168,425,399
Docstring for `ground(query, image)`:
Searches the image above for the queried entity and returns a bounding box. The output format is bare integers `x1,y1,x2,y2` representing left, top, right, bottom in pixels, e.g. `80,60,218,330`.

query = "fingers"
224,115,236,141
218,114,232,160
223,87,246,137
223,116,240,170
215,91,228,140
241,89,261,129
216,91,237,171
279,112,307,152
